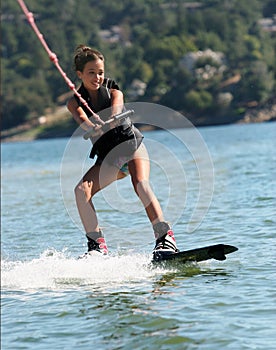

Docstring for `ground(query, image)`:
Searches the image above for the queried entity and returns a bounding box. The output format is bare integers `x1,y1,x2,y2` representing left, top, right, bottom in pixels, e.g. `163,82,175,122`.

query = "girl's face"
77,59,105,91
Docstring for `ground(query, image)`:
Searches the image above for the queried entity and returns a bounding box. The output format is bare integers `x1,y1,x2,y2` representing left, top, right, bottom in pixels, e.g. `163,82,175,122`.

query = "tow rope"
17,0,105,126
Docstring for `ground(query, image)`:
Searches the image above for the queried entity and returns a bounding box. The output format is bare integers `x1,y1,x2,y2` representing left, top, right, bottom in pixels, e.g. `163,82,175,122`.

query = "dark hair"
73,45,104,72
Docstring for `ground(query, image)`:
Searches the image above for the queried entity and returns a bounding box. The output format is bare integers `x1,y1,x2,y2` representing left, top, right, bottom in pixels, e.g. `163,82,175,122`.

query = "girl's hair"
73,45,104,72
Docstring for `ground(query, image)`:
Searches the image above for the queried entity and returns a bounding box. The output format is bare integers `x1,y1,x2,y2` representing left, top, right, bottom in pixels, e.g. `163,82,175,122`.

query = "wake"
1,249,171,291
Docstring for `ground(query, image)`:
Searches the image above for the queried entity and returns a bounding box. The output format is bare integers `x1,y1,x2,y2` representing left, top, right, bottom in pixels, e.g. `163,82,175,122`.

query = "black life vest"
75,79,143,162
75,78,119,116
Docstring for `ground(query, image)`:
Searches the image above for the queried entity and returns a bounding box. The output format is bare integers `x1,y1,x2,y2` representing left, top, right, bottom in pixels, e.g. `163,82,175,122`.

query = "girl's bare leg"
128,143,164,225
74,163,126,233
128,144,178,253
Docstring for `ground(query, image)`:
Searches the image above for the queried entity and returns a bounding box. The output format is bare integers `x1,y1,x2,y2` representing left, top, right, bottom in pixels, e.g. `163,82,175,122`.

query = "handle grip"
83,109,134,140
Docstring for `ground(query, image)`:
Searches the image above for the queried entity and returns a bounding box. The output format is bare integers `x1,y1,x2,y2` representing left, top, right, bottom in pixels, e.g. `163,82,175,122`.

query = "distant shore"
1,98,275,143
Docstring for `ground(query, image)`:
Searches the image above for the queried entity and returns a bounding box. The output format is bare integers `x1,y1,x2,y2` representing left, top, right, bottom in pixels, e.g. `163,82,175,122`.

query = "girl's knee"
74,181,93,201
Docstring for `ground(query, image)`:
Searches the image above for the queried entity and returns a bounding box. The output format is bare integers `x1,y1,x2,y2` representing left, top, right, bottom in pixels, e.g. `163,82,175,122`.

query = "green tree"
184,89,213,113
235,61,274,103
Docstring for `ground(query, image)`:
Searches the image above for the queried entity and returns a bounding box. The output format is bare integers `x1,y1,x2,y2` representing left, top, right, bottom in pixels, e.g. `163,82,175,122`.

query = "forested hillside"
2,0,276,131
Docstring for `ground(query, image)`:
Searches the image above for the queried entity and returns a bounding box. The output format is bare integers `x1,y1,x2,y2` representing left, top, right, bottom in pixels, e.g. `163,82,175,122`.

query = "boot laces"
154,231,178,252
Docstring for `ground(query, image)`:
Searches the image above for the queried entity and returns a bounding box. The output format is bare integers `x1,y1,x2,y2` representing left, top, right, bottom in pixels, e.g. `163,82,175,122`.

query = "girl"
67,45,178,257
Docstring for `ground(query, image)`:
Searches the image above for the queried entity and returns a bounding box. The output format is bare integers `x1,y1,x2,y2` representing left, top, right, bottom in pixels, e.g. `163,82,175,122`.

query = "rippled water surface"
1,122,275,349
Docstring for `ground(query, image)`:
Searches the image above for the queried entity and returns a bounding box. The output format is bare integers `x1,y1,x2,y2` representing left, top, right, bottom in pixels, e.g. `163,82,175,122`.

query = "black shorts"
91,124,144,168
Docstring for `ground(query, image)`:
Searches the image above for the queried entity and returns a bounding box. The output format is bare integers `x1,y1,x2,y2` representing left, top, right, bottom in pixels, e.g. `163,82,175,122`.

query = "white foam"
1,249,170,291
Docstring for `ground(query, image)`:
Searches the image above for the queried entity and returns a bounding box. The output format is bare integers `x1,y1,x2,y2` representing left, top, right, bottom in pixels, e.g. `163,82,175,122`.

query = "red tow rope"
17,0,105,126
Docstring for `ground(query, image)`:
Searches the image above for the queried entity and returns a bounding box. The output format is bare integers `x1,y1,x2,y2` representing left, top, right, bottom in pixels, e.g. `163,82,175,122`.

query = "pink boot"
86,230,108,255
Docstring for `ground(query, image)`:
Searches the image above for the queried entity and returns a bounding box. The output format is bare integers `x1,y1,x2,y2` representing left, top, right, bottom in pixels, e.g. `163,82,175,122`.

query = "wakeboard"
152,244,238,265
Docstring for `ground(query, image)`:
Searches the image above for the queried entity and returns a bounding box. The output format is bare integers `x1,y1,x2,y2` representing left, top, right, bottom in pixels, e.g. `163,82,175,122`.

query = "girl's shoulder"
103,78,120,90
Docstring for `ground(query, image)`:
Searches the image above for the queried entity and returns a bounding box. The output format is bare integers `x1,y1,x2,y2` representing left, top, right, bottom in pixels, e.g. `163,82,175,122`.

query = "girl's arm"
110,89,124,117
67,97,95,131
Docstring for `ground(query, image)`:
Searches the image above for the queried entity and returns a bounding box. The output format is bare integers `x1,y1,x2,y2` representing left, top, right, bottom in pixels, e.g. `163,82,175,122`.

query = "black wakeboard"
152,244,238,265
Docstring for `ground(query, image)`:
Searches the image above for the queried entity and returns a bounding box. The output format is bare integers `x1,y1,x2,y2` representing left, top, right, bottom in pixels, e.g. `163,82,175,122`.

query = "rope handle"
83,110,135,140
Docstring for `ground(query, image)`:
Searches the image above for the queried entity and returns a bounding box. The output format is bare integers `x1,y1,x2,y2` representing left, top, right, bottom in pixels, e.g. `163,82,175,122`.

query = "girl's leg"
128,143,164,225
128,143,178,253
75,162,126,256
75,162,126,233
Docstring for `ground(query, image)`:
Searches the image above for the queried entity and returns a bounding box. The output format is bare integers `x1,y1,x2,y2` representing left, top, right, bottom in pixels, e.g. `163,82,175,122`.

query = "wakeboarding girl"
67,45,179,257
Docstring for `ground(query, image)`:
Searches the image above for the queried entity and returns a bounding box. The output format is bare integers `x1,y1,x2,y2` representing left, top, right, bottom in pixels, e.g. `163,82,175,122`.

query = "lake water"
1,121,275,350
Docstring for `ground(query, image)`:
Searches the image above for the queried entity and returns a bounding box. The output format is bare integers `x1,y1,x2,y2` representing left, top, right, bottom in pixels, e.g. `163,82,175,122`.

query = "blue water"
1,122,276,349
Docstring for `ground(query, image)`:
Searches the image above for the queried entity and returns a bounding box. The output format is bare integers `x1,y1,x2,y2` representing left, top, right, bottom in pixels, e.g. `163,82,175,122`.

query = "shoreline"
1,101,276,143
